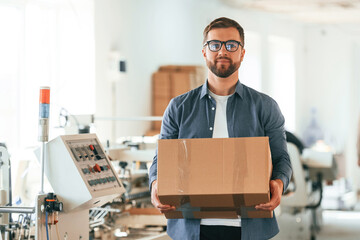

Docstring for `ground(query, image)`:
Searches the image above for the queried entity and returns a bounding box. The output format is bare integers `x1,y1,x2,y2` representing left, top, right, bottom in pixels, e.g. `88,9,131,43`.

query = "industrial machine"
36,134,126,239
0,86,171,239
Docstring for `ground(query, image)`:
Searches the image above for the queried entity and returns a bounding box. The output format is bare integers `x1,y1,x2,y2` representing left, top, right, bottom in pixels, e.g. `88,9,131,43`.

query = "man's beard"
206,57,240,78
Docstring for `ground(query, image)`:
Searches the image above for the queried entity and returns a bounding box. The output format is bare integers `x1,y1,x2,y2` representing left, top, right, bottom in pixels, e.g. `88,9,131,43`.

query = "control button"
96,155,102,160
82,168,88,174
93,164,101,173
88,180,93,186
100,166,104,171
93,145,99,155
89,145,94,151
107,177,111,182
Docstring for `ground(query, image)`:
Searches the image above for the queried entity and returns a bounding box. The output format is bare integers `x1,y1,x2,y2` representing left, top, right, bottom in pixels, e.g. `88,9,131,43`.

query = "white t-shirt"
200,90,241,227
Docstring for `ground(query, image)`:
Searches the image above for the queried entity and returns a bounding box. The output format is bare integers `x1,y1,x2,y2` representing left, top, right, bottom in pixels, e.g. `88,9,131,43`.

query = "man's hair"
203,17,245,47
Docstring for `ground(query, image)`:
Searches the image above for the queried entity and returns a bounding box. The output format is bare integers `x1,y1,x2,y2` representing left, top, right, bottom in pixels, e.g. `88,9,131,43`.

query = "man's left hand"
255,179,283,211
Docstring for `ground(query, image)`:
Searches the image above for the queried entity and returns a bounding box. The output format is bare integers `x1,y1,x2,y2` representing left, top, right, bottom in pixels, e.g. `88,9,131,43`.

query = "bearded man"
149,17,292,240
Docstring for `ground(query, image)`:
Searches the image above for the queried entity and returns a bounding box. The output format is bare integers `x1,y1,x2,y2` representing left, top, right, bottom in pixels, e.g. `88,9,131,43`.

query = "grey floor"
317,201,360,240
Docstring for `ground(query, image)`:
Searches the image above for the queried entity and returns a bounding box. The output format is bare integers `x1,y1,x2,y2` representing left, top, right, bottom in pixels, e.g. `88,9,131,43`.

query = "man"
149,17,292,240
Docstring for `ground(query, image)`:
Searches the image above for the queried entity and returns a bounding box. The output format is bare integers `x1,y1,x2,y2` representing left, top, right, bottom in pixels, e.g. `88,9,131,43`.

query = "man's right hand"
151,180,176,213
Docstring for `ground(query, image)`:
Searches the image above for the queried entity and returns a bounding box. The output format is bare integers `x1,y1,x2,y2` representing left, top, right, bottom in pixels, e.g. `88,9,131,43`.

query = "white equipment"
275,143,338,240
36,134,126,240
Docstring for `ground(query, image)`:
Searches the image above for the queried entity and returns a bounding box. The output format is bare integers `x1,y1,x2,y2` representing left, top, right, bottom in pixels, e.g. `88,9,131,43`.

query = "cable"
56,224,60,240
45,212,50,240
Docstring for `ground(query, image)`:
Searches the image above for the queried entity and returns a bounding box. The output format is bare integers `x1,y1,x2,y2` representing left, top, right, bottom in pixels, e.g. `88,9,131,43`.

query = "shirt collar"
200,79,244,99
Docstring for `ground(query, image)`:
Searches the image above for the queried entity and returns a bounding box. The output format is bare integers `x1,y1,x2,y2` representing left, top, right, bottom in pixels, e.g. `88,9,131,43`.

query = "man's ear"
202,48,206,59
240,48,245,62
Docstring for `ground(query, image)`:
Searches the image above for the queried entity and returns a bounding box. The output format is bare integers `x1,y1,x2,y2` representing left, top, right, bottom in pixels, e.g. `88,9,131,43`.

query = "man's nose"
218,43,228,55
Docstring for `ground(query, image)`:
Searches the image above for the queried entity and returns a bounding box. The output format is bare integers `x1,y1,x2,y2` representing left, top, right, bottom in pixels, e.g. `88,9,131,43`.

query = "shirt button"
209,127,213,131
211,107,215,110
208,96,211,99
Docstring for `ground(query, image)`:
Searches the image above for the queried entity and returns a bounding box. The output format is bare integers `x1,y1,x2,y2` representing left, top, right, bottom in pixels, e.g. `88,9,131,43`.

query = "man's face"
202,27,245,78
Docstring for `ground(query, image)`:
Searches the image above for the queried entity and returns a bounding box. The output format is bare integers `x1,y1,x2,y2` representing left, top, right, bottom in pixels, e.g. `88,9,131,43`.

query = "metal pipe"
0,207,35,214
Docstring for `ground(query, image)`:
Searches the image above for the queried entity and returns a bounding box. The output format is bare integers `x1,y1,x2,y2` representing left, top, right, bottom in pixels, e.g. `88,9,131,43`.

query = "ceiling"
221,0,360,24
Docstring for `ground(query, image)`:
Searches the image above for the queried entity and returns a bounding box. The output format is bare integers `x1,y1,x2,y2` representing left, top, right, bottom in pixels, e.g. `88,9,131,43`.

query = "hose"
45,212,49,240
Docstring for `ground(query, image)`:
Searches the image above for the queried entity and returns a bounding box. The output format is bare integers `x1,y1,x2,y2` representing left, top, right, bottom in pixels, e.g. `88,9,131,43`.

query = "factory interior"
1,0,360,239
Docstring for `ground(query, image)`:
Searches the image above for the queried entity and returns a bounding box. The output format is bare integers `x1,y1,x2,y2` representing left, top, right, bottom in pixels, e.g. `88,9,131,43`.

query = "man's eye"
211,43,220,49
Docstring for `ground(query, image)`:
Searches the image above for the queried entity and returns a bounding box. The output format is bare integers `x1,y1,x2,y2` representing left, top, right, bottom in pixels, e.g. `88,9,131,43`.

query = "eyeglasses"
203,40,243,52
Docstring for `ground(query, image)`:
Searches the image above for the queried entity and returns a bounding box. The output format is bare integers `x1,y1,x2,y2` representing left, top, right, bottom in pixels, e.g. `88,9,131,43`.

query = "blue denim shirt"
149,80,292,240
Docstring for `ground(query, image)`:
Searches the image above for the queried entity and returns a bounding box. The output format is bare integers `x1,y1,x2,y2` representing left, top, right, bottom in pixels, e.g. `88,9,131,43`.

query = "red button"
89,145,94,151
93,164,101,173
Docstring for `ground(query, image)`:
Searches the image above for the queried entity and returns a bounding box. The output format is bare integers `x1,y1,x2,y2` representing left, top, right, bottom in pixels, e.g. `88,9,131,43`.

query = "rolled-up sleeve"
148,99,179,191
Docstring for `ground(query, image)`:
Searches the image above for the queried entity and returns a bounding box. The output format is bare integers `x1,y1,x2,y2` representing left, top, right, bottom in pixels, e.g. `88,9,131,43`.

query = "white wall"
94,0,360,189
94,0,304,141
299,24,360,189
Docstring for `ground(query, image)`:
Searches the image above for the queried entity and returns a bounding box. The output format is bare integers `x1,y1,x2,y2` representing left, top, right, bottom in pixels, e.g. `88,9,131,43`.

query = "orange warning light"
39,87,50,104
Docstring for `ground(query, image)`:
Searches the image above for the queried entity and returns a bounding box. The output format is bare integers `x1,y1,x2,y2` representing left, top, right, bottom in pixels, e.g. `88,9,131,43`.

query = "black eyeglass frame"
203,40,243,52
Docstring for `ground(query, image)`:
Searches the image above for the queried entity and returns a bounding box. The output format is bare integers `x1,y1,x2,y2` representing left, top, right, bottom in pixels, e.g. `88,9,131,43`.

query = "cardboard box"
152,97,170,130
171,72,192,97
150,65,206,132
157,137,273,219
153,97,170,116
153,72,171,98
159,65,201,72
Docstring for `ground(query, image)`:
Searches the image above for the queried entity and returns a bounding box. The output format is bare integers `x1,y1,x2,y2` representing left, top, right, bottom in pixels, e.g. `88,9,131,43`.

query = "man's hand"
255,179,283,211
151,180,176,213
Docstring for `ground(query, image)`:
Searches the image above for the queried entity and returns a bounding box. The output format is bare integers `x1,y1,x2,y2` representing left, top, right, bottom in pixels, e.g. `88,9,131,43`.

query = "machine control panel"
65,138,123,192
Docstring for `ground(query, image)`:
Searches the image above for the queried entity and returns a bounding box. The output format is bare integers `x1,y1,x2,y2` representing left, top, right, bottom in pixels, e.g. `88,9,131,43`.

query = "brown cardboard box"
157,137,273,219
159,65,200,72
153,72,171,98
158,65,206,95
150,65,206,132
171,72,192,97
152,97,170,130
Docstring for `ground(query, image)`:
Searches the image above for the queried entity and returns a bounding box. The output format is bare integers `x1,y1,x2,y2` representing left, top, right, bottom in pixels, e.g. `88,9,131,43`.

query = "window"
0,0,95,150
268,35,296,132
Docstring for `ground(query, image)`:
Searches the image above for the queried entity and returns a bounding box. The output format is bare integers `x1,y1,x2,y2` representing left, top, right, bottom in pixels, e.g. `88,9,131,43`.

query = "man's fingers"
159,206,177,213
255,195,280,211
151,180,176,212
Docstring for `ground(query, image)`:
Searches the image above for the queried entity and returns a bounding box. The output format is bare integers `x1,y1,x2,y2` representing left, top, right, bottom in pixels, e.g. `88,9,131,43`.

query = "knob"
93,164,101,173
